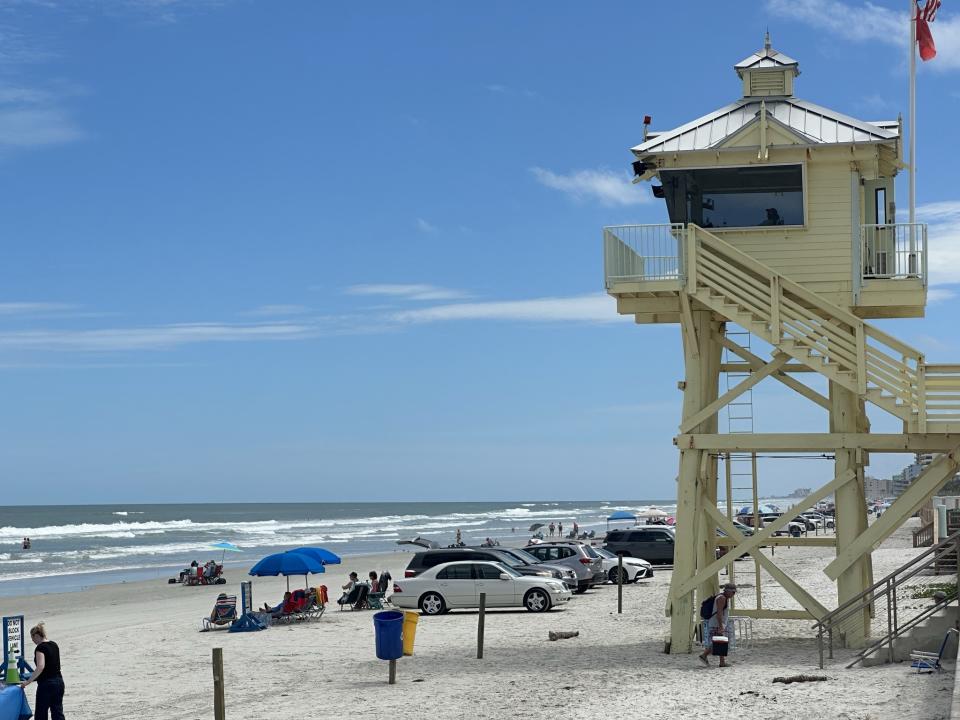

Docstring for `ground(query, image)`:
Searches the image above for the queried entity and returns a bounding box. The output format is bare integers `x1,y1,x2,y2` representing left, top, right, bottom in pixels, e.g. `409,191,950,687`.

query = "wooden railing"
687,224,924,425
913,521,935,548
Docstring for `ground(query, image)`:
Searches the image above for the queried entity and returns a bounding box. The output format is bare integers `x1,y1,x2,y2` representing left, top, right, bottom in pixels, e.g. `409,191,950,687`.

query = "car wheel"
608,567,630,585
419,592,445,616
524,588,551,613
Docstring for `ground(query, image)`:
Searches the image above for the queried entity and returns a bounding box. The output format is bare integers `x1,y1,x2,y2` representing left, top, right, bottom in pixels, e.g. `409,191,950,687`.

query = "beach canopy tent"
396,537,440,549
606,510,638,529
528,523,545,532
249,551,325,592
289,547,342,565
210,541,242,563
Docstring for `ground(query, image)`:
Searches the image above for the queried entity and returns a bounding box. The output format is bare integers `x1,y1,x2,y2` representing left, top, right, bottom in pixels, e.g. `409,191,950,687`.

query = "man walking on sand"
699,583,736,667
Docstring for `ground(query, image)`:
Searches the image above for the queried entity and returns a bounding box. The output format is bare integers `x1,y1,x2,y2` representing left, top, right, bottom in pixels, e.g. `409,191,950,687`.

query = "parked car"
522,542,604,593
603,527,676,564
593,547,653,583
391,560,571,615
403,548,576,590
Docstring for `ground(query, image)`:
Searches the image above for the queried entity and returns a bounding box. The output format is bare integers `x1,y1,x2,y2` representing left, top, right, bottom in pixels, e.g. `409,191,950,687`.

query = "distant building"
788,488,812,498
864,476,892,499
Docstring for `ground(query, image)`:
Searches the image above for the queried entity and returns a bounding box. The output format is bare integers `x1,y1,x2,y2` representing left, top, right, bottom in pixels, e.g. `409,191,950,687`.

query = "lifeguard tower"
603,36,960,655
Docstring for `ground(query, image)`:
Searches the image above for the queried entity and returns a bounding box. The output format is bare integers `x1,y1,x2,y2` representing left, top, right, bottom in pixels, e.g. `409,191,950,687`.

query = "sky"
1,0,959,504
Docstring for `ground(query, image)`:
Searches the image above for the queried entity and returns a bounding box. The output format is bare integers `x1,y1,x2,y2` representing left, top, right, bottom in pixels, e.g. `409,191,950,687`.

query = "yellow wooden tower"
603,36,960,653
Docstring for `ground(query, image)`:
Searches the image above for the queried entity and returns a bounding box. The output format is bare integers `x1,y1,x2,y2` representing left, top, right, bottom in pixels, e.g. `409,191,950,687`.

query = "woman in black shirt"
20,622,65,720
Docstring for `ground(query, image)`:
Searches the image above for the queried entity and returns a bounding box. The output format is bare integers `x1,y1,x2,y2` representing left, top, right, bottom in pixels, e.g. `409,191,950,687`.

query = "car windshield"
505,548,539,564
595,548,615,559
581,545,599,559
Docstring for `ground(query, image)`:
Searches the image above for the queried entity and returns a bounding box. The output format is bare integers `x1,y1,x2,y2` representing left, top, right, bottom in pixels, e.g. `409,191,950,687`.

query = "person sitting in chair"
338,572,360,605
259,591,292,616
760,207,783,226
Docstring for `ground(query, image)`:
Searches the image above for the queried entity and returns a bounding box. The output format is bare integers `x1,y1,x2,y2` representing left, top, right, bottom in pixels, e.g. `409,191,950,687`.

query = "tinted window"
436,564,473,580
558,547,574,559
423,552,462,567
582,545,599,559
506,548,539,564
526,547,546,560
627,532,652,542
660,165,804,228
475,564,503,580
654,532,674,543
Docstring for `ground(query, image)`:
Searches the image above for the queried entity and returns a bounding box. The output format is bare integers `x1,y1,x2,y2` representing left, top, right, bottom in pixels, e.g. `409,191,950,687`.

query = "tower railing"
861,223,928,284
603,224,685,286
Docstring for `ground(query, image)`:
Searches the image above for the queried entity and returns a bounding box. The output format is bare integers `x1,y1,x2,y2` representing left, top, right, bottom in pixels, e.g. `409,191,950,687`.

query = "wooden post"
212,648,225,720
476,592,486,659
617,555,623,614
388,659,397,685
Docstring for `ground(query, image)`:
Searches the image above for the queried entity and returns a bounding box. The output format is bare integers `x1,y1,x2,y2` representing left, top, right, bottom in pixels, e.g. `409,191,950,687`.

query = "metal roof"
632,97,898,155
735,35,799,76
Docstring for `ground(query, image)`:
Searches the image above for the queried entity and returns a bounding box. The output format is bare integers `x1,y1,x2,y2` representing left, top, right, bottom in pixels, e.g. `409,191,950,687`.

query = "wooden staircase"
684,224,960,432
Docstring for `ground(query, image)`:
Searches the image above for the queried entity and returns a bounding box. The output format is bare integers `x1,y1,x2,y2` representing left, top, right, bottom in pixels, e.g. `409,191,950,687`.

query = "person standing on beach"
572,521,579,537
698,583,736,668
20,622,65,720
548,522,555,537
558,522,563,537
455,528,462,546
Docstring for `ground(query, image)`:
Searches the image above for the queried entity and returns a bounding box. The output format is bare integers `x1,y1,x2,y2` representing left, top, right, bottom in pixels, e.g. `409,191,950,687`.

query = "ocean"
0,500,678,596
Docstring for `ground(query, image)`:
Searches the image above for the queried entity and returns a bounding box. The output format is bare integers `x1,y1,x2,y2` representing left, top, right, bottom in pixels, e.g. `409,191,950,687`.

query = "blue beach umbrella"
249,551,325,592
288,547,342,565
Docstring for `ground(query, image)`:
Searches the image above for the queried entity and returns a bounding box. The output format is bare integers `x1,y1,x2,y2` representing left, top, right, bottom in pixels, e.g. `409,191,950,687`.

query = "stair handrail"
812,529,960,633
812,529,960,667
687,224,926,417
844,592,955,668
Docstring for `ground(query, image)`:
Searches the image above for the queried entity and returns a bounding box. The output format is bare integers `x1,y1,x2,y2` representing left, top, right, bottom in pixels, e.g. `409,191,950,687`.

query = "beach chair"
338,584,365,611
303,588,326,620
910,628,958,673
201,595,237,631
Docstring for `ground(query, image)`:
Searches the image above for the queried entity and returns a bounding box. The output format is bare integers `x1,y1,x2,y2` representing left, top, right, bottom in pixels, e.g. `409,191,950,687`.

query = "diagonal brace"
679,353,789,433
670,468,857,599
718,334,830,411
825,443,960,580
703,499,828,619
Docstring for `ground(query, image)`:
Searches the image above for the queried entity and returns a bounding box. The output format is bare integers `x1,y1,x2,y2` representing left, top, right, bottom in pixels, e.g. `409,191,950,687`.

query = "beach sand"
1,523,953,720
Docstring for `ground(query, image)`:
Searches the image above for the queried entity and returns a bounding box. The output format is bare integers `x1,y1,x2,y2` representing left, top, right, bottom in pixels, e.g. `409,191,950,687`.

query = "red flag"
916,0,941,61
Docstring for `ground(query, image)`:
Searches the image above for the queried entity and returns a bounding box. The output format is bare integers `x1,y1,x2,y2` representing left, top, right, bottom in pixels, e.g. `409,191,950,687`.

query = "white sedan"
595,547,653,583
391,560,572,615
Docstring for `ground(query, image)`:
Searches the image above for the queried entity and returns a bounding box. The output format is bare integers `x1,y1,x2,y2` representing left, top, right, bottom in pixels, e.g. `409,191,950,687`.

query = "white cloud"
0,322,314,352
245,304,309,317
416,218,437,233
767,0,960,71
345,284,469,301
389,293,630,324
927,287,957,303
530,167,647,207
0,302,76,316
919,200,960,285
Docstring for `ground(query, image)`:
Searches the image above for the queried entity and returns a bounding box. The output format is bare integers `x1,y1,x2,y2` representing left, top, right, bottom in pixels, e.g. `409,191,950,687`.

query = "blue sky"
1,0,958,503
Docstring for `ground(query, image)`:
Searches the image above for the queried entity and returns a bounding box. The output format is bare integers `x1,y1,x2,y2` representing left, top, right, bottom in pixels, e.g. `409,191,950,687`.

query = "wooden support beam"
703,501,829,620
674,433,960,452
716,536,837,547
617,297,681,314
670,469,856,599
679,292,699,359
730,608,813,621
721,362,814,373
679,353,789,434
824,443,960,580
717,335,830,410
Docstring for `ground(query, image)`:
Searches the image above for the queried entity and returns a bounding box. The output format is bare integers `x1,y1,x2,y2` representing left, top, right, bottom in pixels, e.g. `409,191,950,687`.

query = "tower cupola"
735,32,800,98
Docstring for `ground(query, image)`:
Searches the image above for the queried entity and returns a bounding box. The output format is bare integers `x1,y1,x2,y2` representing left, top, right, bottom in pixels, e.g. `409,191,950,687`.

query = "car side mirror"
499,573,511,581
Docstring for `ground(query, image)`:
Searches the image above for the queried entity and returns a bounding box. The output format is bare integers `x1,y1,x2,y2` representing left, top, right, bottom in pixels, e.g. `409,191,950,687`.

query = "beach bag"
700,595,716,620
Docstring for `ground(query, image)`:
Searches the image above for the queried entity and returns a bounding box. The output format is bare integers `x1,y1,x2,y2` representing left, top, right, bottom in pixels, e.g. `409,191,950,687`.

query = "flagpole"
909,0,916,226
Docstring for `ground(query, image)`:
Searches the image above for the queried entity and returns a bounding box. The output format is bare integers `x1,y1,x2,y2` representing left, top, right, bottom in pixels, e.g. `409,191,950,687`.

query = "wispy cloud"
389,293,629,324
345,284,469,301
485,84,538,98
927,287,957,303
0,322,314,352
245,304,309,317
0,302,77,316
530,167,647,207
767,0,960,71
416,218,437,233
919,200,960,285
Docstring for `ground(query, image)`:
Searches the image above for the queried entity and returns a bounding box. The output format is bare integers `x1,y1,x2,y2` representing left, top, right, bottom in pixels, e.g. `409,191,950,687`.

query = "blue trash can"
373,610,404,660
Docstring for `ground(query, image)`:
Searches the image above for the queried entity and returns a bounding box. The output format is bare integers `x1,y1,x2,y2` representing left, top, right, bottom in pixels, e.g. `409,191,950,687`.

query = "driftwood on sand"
772,674,828,684
548,631,580,641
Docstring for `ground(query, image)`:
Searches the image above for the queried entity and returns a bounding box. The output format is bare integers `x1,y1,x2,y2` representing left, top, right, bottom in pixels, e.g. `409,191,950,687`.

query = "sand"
0,524,954,720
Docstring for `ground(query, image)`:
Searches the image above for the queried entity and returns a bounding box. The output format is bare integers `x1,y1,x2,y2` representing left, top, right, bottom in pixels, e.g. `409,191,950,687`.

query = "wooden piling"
617,555,623,614
212,647,225,720
477,592,486,659
388,659,397,685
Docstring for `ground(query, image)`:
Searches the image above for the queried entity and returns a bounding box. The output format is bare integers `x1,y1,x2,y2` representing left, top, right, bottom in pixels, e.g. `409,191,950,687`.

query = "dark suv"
403,548,576,589
603,527,675,564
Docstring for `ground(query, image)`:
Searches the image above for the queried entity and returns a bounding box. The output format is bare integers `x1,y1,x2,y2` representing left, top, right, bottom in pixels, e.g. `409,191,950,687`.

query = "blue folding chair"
910,628,958,673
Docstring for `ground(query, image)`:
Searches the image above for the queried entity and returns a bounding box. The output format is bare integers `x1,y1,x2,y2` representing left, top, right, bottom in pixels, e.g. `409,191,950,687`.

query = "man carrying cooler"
698,583,736,667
